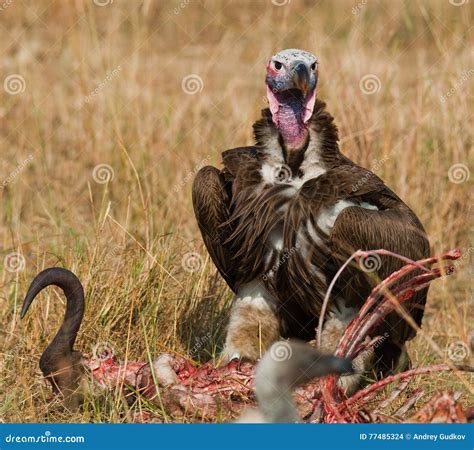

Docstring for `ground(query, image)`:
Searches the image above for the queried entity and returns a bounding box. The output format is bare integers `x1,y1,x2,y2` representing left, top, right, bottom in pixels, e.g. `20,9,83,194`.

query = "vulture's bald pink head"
265,49,318,151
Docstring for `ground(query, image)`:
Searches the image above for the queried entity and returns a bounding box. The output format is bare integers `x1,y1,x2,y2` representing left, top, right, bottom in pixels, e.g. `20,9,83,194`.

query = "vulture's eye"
274,61,282,70
311,62,317,71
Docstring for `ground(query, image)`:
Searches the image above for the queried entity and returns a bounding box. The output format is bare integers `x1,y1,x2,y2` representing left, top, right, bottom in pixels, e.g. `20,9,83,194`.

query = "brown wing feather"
192,147,260,292
222,146,257,177
280,165,430,346
192,165,237,291
329,205,430,343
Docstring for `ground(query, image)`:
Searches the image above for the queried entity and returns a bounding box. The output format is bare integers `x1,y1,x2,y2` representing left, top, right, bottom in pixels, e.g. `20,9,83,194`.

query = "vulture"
192,49,430,383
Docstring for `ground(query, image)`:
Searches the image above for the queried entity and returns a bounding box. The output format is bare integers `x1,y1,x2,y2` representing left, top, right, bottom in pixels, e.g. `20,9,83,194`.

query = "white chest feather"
259,133,378,281
260,131,327,188
259,159,326,188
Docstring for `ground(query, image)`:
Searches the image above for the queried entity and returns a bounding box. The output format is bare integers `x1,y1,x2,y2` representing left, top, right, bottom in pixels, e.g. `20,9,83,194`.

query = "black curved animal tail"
21,268,85,407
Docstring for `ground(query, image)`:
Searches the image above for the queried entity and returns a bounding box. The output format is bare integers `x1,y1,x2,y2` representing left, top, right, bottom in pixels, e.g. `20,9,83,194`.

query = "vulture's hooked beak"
291,61,310,97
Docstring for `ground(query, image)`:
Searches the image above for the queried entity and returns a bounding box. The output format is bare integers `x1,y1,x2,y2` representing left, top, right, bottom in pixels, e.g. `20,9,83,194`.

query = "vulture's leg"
192,166,236,291
220,281,280,363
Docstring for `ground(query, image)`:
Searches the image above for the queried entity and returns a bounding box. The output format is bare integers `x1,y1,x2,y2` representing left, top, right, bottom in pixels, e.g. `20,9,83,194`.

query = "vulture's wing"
192,147,259,292
192,165,236,291
284,164,430,345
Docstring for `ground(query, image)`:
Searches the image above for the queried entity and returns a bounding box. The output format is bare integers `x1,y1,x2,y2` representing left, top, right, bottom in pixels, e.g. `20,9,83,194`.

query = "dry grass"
0,0,472,423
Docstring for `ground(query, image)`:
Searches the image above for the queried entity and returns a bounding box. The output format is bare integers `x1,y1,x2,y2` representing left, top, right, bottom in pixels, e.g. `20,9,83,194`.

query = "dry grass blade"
1,1,472,423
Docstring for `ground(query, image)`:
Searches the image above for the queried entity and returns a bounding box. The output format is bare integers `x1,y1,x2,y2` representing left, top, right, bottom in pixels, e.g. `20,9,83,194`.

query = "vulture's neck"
274,102,309,153
253,100,341,170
